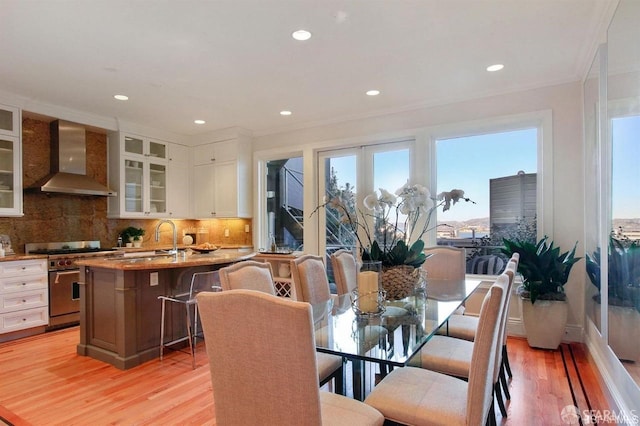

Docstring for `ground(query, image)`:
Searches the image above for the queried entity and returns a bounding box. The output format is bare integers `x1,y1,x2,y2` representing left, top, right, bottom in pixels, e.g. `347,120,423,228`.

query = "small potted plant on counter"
502,236,581,350
120,227,145,248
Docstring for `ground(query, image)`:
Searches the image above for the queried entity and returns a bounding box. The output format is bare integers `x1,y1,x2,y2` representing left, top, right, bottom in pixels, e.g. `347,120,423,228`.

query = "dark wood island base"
76,250,254,369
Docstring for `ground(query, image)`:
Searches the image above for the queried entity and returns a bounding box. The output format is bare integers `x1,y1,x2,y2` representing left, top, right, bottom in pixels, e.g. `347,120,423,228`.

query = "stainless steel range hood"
28,120,116,196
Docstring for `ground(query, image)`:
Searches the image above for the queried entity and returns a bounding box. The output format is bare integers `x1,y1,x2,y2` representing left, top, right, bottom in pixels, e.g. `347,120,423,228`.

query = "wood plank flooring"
0,327,614,425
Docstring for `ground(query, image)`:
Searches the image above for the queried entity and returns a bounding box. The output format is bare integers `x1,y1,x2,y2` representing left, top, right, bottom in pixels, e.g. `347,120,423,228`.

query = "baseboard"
507,318,583,343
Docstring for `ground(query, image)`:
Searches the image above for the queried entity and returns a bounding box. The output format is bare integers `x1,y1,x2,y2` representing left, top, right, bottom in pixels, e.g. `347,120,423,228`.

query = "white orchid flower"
363,192,381,211
437,189,466,211
378,188,397,207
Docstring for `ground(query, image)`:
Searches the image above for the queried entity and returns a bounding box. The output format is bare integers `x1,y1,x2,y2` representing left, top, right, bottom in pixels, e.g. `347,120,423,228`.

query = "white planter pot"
592,302,640,362
520,296,568,350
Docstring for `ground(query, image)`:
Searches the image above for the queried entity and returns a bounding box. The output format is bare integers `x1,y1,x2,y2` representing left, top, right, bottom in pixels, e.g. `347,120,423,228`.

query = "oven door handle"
54,270,80,284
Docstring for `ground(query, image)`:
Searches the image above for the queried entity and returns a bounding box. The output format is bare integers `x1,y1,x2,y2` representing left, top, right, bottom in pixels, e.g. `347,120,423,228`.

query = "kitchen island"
75,249,254,369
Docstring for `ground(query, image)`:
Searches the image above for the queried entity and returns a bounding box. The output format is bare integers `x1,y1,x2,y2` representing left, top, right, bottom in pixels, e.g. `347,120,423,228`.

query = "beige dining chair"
443,256,517,353
364,283,505,426
218,260,276,294
196,290,384,426
411,272,512,417
422,246,466,281
218,259,344,394
290,254,333,304
330,249,359,295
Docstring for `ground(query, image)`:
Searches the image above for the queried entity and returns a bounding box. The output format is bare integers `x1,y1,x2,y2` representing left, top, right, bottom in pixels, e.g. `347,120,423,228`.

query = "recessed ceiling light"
366,89,380,96
292,30,312,41
486,64,504,72
280,110,292,116
194,119,206,124
113,94,129,101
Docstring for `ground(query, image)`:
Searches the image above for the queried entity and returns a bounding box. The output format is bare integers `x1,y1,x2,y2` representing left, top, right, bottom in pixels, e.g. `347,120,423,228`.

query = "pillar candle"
358,271,379,313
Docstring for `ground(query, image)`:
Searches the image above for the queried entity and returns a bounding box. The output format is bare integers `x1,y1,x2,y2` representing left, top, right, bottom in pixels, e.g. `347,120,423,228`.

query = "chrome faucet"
155,219,177,256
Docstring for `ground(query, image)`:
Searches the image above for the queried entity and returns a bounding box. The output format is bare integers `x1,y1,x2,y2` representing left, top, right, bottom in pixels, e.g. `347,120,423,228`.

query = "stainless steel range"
25,241,120,330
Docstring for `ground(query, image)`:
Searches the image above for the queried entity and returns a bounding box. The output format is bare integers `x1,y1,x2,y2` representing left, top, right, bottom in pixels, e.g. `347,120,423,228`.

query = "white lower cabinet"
0,259,48,335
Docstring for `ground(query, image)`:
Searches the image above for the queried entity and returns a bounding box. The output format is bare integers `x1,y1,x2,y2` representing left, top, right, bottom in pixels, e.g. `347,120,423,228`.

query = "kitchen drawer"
0,289,48,313
0,259,47,277
0,274,48,294
1,306,48,333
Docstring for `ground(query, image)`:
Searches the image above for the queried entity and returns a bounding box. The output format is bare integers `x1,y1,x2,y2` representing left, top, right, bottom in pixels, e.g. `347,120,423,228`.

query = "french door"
317,140,413,262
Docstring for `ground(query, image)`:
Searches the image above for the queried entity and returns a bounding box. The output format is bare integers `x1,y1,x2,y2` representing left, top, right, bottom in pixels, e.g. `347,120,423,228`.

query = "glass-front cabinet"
0,104,22,217
0,104,19,138
108,132,168,218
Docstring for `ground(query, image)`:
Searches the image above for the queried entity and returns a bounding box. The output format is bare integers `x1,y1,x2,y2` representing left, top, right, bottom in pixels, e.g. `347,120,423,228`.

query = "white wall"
254,81,586,341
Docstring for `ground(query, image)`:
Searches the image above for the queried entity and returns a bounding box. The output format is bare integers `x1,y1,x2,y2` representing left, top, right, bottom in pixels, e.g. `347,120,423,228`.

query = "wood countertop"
0,254,48,262
76,248,255,270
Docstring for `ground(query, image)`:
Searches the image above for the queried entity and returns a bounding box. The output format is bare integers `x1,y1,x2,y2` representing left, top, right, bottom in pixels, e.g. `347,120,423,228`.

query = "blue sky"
611,115,640,219
437,129,537,221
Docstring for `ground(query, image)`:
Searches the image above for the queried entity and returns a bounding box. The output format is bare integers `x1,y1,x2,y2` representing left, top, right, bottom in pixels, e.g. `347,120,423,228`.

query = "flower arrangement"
315,182,474,268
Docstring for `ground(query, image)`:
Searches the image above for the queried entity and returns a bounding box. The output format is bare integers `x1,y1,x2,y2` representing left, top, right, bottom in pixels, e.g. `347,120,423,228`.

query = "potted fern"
502,236,581,349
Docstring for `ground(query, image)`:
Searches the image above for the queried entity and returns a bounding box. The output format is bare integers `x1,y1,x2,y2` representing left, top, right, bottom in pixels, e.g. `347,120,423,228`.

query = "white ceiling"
0,0,615,137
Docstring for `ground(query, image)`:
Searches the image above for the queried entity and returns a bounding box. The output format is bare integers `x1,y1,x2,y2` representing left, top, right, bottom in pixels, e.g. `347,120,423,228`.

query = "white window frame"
426,110,553,241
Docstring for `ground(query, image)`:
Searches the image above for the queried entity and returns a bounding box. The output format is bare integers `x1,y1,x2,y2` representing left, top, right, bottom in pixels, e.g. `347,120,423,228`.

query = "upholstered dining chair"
422,246,466,281
330,249,359,295
196,290,384,426
218,260,276,294
290,254,333,304
441,254,513,342
217,259,344,394
364,283,505,426
411,272,512,417
443,255,517,347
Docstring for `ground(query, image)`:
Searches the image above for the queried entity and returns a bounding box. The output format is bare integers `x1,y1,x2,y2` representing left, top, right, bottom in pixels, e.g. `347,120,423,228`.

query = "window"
436,128,538,274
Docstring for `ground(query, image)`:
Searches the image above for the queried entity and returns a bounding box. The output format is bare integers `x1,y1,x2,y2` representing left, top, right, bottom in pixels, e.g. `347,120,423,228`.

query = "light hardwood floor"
0,327,614,425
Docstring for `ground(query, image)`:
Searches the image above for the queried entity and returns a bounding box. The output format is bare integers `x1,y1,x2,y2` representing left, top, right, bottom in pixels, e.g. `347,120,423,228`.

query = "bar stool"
158,270,220,369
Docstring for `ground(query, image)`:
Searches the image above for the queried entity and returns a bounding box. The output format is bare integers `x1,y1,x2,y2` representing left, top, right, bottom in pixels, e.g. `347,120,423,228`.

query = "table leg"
352,359,366,401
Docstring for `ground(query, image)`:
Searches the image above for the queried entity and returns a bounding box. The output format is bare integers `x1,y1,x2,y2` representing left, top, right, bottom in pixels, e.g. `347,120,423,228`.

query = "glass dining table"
311,277,488,400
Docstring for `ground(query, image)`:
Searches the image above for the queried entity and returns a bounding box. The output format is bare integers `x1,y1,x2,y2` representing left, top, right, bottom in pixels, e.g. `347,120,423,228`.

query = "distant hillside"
438,217,490,230
613,218,640,230
437,217,639,233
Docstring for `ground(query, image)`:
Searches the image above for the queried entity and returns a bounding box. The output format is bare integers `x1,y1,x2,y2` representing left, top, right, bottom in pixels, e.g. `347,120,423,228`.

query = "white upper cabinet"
192,139,237,165
0,104,22,217
108,132,169,218
166,142,190,218
0,104,19,138
191,136,252,218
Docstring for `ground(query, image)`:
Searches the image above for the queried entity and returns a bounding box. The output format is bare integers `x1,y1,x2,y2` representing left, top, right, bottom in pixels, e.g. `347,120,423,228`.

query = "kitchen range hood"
28,120,116,196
